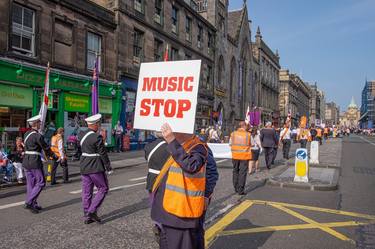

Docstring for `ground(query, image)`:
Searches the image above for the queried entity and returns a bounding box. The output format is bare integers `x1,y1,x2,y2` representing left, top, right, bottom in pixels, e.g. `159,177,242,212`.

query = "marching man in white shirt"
279,123,292,159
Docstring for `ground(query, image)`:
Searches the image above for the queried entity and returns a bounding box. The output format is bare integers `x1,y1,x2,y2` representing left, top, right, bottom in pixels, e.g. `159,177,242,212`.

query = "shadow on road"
100,198,149,224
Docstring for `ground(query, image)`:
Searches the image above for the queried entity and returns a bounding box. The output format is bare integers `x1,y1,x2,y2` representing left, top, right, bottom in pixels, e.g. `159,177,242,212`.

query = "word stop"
140,99,191,118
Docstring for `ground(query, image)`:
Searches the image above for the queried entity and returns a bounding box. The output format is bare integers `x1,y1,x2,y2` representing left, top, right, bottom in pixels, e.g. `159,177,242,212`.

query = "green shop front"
0,59,121,150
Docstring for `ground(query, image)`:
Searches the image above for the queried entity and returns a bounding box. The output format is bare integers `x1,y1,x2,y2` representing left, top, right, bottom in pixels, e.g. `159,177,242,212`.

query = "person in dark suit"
260,122,278,169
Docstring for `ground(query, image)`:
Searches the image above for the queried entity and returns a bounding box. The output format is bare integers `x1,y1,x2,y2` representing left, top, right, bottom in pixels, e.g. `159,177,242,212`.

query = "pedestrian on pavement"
310,124,317,141
150,122,209,249
248,127,262,174
0,149,13,183
50,128,69,185
280,123,292,160
271,126,280,164
78,113,112,224
23,114,58,214
316,126,323,145
10,137,25,184
230,121,252,195
260,121,278,170
113,120,123,152
291,127,298,143
324,127,329,140
298,128,310,149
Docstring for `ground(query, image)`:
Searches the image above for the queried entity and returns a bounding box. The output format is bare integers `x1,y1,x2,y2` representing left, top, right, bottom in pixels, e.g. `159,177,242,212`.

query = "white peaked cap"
27,114,41,124
85,113,102,124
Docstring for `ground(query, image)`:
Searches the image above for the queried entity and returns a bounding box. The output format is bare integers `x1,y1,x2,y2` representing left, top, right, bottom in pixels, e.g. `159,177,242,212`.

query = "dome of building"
348,96,357,109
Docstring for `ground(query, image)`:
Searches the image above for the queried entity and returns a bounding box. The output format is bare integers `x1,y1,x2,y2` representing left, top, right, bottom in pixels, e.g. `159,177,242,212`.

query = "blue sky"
229,0,375,111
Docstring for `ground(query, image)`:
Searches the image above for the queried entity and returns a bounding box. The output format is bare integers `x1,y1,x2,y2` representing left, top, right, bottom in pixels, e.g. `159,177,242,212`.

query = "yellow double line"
205,200,375,247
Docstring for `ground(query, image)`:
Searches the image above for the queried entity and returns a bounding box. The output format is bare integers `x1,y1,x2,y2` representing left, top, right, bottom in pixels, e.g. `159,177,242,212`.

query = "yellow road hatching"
205,200,375,247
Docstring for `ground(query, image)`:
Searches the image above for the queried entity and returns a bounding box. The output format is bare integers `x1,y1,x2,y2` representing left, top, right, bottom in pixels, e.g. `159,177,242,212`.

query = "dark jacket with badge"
78,129,111,175
22,129,56,170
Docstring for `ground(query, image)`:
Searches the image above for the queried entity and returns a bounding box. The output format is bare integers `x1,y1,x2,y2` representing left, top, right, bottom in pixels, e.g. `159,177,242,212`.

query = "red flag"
39,62,50,134
164,44,169,61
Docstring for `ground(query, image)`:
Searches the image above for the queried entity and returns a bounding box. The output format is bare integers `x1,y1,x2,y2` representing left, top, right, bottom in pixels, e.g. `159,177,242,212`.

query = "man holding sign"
135,61,210,248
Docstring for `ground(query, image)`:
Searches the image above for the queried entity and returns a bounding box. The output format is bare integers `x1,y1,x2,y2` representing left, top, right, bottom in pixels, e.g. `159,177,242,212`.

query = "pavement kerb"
266,166,340,191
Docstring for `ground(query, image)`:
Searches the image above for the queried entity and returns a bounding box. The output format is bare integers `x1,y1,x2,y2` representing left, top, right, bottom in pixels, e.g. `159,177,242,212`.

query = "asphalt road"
0,135,374,249
208,135,375,249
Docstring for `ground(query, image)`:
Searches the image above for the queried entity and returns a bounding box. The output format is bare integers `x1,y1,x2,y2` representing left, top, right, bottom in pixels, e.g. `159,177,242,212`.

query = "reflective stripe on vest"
81,153,100,157
24,131,37,145
25,151,42,156
231,130,252,160
160,136,207,218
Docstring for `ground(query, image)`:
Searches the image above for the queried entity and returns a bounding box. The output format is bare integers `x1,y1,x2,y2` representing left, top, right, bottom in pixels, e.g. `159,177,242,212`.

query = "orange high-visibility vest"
230,129,252,160
153,136,208,218
51,134,62,158
324,128,329,134
317,129,322,137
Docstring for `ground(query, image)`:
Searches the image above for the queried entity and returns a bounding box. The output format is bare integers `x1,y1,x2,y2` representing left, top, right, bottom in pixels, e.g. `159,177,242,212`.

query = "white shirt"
280,128,292,140
251,134,262,150
58,139,65,160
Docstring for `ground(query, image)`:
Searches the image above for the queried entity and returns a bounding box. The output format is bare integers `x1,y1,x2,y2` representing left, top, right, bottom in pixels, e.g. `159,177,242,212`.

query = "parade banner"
207,143,232,159
134,60,201,134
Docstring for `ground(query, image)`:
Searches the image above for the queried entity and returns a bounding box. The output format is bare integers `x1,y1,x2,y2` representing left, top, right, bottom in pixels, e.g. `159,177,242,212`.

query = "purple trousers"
81,172,109,214
25,168,45,206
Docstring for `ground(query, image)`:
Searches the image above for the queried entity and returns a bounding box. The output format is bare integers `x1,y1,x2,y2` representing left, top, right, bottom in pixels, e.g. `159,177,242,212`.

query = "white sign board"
207,143,232,159
309,141,319,164
294,148,309,183
134,60,201,134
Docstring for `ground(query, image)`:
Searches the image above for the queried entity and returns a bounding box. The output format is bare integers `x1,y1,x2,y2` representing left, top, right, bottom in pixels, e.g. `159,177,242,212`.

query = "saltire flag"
39,62,50,134
164,44,169,61
91,54,100,115
245,105,250,125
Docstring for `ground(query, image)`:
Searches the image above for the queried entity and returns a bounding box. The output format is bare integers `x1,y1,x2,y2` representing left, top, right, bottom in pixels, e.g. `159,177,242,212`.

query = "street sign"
310,141,319,164
294,148,309,183
134,60,201,134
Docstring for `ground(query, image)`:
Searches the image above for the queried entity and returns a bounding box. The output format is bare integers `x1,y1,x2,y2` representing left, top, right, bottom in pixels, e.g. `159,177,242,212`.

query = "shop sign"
64,93,112,114
134,60,201,133
215,87,226,97
99,98,112,114
0,84,33,108
64,93,89,113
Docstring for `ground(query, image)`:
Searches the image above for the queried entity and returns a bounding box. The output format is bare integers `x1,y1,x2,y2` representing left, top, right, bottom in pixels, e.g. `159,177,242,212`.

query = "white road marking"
205,203,235,225
0,201,25,210
216,159,228,164
359,136,375,146
129,176,147,182
69,182,146,194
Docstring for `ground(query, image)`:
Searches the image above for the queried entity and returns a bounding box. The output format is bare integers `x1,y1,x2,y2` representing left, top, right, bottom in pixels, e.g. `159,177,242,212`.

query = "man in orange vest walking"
151,123,208,249
230,121,252,195
50,127,69,185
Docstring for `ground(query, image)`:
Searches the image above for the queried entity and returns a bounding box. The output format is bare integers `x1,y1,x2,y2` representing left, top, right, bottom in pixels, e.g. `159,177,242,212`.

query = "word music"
139,76,195,118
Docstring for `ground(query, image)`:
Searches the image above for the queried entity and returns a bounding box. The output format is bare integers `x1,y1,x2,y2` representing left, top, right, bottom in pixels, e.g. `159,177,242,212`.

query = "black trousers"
158,225,202,249
282,139,291,159
51,159,68,183
264,147,274,169
300,139,307,148
232,159,248,193
115,134,122,152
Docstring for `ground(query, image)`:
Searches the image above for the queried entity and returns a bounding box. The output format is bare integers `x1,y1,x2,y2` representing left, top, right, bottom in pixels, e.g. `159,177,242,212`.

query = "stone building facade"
325,101,340,126
340,97,360,128
93,0,217,132
0,0,120,149
279,70,311,127
197,0,254,133
309,83,326,126
360,80,375,129
252,27,280,126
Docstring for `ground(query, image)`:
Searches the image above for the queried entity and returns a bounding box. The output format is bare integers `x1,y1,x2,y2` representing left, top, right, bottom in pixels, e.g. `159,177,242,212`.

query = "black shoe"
238,192,246,196
50,182,60,186
88,212,101,223
63,180,71,184
24,203,39,214
84,218,95,224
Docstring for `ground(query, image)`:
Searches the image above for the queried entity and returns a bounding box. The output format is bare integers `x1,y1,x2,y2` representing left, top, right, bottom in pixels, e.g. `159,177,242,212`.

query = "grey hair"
266,121,272,127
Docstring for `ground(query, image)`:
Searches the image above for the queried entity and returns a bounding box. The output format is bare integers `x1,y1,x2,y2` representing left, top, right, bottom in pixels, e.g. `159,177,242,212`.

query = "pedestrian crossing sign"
294,148,309,182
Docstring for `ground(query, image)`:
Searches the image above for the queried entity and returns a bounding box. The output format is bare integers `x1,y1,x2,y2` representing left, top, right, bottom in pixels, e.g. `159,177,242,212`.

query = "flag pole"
39,62,50,134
